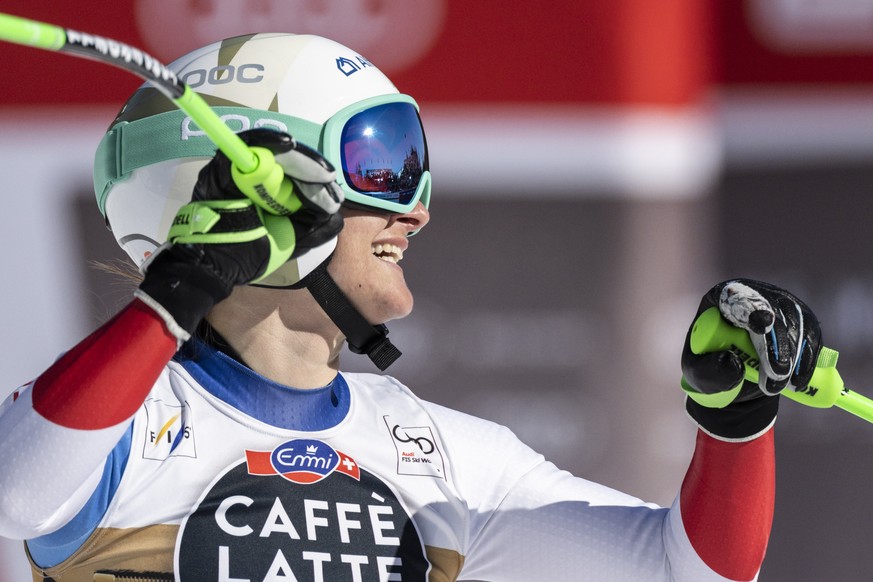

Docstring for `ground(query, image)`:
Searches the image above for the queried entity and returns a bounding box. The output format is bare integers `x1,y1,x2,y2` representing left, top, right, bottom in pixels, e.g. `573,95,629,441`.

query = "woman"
0,33,822,581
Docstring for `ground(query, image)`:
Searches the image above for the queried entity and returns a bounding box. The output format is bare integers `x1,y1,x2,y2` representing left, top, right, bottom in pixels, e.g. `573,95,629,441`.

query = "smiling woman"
0,28,822,582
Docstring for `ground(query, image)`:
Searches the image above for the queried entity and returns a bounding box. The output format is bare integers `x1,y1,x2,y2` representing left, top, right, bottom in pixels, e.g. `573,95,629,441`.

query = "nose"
392,201,430,235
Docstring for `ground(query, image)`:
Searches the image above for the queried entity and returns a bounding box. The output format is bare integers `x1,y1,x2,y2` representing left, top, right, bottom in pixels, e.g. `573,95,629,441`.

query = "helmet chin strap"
296,260,402,371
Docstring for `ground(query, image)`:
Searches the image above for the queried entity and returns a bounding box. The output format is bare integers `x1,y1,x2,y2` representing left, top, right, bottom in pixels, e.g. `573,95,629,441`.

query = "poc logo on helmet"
181,115,289,141
180,63,265,88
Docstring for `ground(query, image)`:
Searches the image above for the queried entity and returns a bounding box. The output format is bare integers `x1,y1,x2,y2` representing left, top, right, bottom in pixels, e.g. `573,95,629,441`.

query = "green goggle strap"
94,107,323,215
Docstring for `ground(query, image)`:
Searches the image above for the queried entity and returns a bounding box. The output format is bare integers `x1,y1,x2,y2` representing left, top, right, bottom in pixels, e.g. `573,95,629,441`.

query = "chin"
371,290,415,324
389,301,414,323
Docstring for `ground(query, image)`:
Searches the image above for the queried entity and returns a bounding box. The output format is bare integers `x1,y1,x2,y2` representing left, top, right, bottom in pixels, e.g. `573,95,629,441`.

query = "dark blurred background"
3,1,873,580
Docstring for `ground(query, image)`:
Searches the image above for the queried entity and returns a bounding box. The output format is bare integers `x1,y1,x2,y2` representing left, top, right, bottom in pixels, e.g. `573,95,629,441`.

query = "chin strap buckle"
347,324,402,371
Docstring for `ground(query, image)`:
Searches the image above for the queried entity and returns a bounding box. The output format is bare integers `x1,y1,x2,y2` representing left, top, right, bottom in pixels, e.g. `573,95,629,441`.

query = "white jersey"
12,340,730,581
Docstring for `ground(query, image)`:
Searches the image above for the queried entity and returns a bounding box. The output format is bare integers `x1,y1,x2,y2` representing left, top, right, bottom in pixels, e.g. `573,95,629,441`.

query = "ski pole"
0,12,299,214
688,306,873,423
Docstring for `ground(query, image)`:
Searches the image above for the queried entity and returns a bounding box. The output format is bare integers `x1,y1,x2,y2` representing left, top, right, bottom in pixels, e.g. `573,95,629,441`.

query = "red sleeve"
680,428,775,581
31,298,179,430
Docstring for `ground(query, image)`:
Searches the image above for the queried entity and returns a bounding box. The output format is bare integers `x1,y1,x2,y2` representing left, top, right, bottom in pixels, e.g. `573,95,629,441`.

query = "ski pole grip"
689,306,844,409
0,13,66,50
230,147,302,216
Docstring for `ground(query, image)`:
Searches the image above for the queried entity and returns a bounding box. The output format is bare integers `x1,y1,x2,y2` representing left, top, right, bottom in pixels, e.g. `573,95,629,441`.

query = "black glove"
136,129,343,340
681,279,822,440
226,128,345,256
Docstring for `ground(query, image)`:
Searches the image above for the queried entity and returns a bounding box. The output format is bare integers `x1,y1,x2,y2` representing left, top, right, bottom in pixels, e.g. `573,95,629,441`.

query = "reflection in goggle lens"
340,102,427,206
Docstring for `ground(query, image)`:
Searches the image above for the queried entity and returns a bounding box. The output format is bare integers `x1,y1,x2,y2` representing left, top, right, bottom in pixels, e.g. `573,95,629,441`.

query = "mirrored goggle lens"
340,102,428,206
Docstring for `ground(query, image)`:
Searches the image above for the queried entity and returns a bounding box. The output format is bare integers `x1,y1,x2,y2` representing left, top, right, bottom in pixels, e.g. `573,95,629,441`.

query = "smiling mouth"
372,243,404,264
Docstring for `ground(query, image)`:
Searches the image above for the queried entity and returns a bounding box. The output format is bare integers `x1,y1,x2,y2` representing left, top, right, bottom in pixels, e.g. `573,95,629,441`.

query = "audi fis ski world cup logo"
246,438,360,484
384,416,446,479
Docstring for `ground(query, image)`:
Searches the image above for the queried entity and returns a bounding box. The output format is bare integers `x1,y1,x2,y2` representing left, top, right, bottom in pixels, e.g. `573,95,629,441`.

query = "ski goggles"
95,93,431,219
321,94,430,214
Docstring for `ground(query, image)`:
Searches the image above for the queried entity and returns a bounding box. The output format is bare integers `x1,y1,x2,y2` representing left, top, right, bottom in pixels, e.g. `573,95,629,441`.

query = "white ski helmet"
94,32,431,287
93,33,432,369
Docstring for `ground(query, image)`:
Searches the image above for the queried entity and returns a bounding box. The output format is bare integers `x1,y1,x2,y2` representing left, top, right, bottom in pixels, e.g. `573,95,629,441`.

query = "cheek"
326,249,415,323
327,217,414,321
327,236,367,285
326,236,374,307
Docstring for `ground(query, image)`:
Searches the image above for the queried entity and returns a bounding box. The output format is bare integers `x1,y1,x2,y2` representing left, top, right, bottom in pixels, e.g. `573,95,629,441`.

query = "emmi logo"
246,439,360,484
274,442,334,472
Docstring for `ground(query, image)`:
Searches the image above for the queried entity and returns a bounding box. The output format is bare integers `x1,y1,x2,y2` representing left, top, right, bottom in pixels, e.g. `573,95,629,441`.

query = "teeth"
371,243,404,264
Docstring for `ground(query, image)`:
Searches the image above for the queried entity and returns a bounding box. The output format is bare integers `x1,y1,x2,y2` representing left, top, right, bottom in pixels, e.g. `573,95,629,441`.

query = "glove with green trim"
680,279,822,441
135,128,343,341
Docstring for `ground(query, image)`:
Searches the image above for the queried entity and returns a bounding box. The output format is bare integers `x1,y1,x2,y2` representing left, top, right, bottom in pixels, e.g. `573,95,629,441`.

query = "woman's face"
327,202,430,325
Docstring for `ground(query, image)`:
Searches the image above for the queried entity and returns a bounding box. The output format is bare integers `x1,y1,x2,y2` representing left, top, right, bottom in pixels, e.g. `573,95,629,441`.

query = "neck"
206,285,344,389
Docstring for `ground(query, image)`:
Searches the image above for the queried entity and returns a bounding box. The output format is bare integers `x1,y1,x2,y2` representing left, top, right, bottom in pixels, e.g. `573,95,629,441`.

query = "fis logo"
142,398,196,460
246,439,360,485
